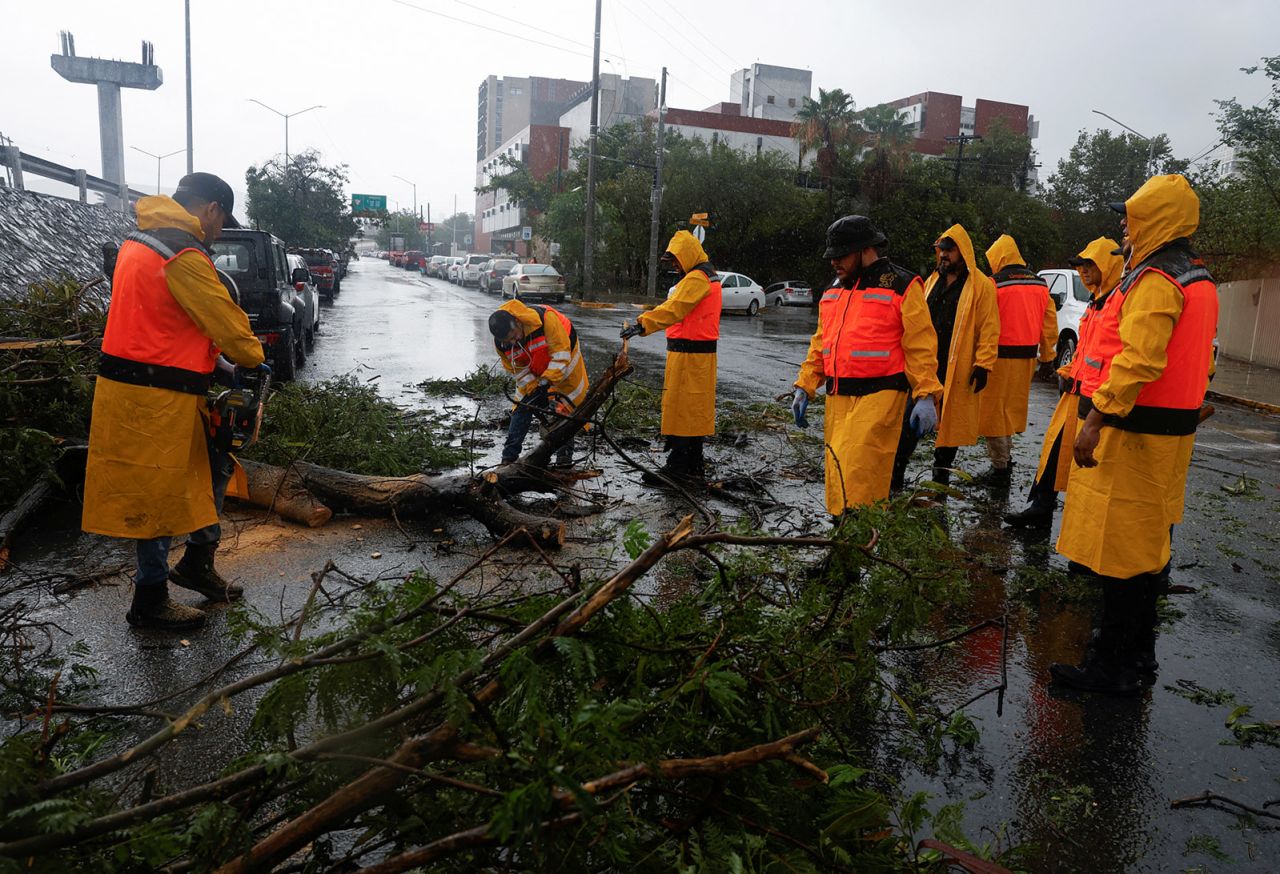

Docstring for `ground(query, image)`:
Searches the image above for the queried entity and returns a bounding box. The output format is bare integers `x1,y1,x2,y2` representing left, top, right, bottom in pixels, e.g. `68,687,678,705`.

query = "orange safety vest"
1067,295,1108,383
991,266,1050,357
817,259,919,395
1079,243,1218,435
666,265,722,351
99,229,222,394
498,304,577,376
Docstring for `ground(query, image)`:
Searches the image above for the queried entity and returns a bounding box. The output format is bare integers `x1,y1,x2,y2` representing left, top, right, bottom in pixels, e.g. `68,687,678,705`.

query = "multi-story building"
557,73,657,159
887,91,1039,156
476,75,587,161
729,63,812,121
657,103,806,168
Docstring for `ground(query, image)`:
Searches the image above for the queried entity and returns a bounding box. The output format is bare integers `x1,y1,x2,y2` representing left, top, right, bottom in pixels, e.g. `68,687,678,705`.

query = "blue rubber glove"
256,362,273,375
791,388,810,429
909,397,938,436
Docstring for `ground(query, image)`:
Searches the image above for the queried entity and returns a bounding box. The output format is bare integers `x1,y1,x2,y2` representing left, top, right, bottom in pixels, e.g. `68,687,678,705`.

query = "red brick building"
887,91,1034,156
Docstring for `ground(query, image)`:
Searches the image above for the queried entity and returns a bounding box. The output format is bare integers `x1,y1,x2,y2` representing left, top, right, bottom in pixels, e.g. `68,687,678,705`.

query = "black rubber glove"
969,365,989,393
620,324,644,340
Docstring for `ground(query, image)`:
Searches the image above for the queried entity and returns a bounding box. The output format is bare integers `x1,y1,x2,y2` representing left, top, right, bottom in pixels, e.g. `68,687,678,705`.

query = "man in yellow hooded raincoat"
82,173,266,630
1004,237,1123,529
621,230,721,484
1051,175,1218,694
975,234,1058,485
793,216,942,515
489,299,589,466
891,224,999,488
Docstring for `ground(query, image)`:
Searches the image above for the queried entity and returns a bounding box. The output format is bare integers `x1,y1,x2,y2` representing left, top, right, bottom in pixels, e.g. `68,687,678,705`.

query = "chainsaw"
210,368,271,452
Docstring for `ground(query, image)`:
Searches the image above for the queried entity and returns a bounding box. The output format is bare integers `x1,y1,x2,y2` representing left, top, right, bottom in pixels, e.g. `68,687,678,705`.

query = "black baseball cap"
1067,256,1090,267
174,172,241,228
1106,200,1127,215
933,237,958,251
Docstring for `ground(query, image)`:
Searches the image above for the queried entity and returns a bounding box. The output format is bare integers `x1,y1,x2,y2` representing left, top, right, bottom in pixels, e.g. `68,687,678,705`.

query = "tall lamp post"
130,146,186,194
393,174,417,216
247,99,324,164
1092,109,1157,175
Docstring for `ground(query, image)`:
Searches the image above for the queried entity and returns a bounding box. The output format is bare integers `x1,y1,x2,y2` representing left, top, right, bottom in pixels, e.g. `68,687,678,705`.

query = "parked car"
402,250,424,271
480,258,517,293
461,253,490,287
764,280,812,307
716,271,766,315
427,255,448,277
502,263,566,302
296,248,340,299
1038,268,1093,372
389,250,405,267
446,257,465,283
211,230,307,380
286,254,321,352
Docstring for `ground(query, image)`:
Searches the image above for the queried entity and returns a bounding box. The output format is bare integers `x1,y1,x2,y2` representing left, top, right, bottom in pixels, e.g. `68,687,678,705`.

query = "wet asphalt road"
12,260,1280,871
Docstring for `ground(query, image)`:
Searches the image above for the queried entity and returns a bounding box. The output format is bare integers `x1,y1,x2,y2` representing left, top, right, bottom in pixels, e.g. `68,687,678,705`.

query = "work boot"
929,465,952,487
974,462,1014,488
1134,572,1164,673
1049,579,1142,695
1004,484,1055,528
169,542,243,602
126,585,207,630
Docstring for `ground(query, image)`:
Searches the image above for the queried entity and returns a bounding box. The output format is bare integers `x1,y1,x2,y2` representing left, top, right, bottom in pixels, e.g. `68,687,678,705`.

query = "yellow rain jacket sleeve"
494,300,589,407
81,196,261,540
637,231,713,335
902,281,944,399
933,224,1000,447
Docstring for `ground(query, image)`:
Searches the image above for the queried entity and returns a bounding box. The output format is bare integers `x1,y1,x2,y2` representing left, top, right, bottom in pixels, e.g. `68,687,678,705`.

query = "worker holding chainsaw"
82,172,269,631
489,299,589,467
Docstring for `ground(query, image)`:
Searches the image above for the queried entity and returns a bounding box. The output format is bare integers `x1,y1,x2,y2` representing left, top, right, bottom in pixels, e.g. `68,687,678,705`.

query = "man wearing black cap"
82,173,267,631
792,216,942,515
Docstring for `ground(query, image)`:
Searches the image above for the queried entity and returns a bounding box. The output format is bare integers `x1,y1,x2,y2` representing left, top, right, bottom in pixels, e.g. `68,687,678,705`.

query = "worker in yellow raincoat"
82,173,266,631
1005,237,1123,529
975,234,1058,486
891,224,999,488
793,216,942,515
621,229,721,484
489,299,589,466
1052,175,1218,694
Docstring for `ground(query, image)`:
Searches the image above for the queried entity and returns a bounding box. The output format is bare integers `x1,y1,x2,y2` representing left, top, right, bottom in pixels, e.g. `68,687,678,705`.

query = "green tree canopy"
245,150,357,253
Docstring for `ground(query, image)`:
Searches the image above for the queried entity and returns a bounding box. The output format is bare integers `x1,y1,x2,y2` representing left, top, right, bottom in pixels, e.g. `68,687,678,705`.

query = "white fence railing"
1218,277,1280,369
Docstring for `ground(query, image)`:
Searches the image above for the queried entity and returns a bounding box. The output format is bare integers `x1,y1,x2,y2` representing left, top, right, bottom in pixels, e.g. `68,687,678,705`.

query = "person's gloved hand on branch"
791,388,810,429
969,365,989,393
908,396,938,436
620,323,643,340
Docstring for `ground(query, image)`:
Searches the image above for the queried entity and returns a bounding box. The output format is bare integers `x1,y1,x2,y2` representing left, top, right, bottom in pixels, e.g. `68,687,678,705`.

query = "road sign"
420,222,435,232
464,234,473,246
351,193,387,216
389,233,406,251
521,226,532,241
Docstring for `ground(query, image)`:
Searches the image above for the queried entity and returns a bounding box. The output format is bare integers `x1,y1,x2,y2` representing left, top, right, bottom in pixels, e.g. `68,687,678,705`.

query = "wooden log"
236,458,333,528
0,474,56,569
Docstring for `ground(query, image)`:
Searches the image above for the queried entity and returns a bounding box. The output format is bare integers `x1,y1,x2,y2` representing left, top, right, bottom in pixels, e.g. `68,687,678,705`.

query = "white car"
502,263,566,302
446,257,465,283
716,271,765,315
764,280,813,307
286,253,321,352
1038,268,1093,372
461,253,489,287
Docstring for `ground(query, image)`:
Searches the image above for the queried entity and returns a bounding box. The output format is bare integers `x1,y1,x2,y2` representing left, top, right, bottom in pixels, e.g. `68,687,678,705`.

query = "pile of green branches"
0,499,1025,871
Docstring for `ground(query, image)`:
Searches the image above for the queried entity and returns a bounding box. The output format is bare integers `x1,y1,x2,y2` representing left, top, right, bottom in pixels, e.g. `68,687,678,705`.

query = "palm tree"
854,104,915,205
792,88,856,213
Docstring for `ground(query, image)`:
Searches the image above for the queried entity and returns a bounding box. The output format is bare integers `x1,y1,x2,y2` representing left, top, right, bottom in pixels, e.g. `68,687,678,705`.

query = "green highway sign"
351,193,387,215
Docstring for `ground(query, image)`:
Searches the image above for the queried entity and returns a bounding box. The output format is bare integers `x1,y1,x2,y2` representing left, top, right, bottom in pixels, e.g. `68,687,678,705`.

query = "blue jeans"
503,385,573,464
135,437,233,587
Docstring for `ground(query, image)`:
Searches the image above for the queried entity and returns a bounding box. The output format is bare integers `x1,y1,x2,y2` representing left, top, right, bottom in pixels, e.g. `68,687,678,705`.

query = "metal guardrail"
0,145,146,208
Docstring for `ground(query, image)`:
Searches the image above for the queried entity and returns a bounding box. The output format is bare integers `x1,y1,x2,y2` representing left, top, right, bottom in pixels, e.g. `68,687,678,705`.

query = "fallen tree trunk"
232,347,634,548
0,475,56,569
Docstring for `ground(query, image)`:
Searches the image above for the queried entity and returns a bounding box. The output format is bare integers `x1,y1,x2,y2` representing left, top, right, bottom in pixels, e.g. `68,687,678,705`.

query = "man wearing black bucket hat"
791,216,942,515
82,172,267,631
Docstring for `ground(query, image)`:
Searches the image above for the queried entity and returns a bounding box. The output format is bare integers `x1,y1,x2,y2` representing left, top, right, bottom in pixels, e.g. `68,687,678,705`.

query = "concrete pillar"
74,168,88,202
2,146,23,190
97,82,125,209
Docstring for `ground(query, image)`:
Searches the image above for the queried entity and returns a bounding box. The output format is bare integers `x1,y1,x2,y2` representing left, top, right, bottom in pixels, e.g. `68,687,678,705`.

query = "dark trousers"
665,435,705,473
503,385,573,465
1026,426,1064,510
891,402,958,489
135,436,232,588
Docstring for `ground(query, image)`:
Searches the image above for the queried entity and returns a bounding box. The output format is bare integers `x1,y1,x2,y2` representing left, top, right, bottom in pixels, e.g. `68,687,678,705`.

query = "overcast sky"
3,0,1275,226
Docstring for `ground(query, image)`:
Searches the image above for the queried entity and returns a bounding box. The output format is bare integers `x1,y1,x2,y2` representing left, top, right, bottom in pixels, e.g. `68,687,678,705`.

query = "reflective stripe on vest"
818,279,911,392
667,267,722,342
100,234,221,378
502,304,578,378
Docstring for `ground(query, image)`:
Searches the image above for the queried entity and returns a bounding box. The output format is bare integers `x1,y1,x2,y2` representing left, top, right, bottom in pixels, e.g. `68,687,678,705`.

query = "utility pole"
248,100,324,165
393,174,417,215
646,66,668,296
452,193,458,254
582,0,602,298
943,133,982,197
184,0,193,174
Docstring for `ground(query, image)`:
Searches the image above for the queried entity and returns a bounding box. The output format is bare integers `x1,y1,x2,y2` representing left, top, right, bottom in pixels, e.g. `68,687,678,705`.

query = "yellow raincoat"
978,235,1057,437
1058,175,1213,578
81,196,264,540
927,225,1000,447
796,267,942,514
1033,237,1124,491
637,231,718,437
494,299,589,407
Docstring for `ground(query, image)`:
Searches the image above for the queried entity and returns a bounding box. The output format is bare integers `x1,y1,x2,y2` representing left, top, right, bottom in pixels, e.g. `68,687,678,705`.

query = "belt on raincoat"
666,338,717,353
1076,395,1200,436
826,373,910,397
98,352,212,395
997,344,1038,359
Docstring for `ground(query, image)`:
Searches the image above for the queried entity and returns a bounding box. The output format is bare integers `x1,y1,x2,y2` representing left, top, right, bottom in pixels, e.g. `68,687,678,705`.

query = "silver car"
286,253,321,352
502,263,566,302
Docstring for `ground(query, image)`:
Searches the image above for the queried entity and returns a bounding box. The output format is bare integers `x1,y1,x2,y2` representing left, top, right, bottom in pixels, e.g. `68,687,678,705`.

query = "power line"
390,0,623,61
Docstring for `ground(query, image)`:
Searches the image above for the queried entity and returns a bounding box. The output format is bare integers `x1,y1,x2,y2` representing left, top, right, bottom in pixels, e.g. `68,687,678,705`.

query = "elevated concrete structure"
51,32,163,208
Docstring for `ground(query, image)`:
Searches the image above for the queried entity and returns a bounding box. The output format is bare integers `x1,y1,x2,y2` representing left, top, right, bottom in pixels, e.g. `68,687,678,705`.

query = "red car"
295,248,340,299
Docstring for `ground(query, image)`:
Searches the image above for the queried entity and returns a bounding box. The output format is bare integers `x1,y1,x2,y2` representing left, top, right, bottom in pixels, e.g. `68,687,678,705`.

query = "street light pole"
184,0,193,174
248,100,324,165
131,146,186,194
583,0,602,298
393,174,417,216
1092,109,1157,175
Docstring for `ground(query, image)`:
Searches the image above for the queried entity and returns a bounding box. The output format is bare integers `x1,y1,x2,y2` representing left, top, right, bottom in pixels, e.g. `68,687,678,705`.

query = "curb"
1205,389,1280,416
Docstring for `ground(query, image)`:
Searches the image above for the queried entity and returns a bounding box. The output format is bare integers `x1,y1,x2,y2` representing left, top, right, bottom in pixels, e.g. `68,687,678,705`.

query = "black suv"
210,230,309,380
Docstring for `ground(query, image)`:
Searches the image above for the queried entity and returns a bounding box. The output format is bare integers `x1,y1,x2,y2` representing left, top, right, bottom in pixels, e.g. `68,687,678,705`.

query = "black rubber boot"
1134,572,1164,673
126,584,207,630
1049,581,1142,695
1004,480,1056,528
170,542,244,602
975,462,1013,488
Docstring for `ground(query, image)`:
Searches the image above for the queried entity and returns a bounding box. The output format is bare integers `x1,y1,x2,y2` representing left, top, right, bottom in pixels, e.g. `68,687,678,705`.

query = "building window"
766,95,775,105
788,97,796,108
510,87,523,96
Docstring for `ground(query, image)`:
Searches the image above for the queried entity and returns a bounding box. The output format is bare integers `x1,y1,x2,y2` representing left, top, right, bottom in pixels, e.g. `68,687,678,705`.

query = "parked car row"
211,231,338,381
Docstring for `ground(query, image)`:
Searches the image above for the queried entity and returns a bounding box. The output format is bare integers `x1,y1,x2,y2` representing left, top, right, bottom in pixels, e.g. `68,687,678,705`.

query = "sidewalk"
1208,356,1280,413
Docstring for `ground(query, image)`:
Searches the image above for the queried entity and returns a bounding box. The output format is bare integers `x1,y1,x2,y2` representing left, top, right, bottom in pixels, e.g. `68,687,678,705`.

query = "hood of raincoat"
135,194,207,240
1075,237,1124,296
1123,174,1199,265
664,230,710,273
937,224,979,278
497,298,543,334
985,234,1025,273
